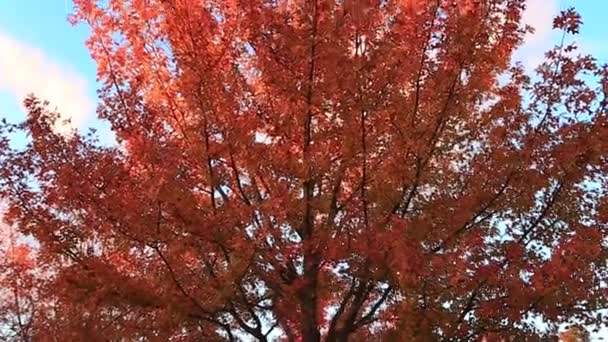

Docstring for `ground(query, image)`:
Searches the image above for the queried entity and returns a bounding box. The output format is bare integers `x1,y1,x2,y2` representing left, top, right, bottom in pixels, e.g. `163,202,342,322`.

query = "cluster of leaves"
1,0,608,341
558,325,591,342
0,223,37,341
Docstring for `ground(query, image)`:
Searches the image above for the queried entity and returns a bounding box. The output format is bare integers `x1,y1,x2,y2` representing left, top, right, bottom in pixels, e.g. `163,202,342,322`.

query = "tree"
0,220,37,342
1,0,607,340
559,326,591,342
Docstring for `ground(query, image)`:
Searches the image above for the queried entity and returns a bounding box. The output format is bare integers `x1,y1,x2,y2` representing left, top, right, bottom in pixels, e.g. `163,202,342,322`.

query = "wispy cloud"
516,0,560,70
0,31,93,133
522,0,558,44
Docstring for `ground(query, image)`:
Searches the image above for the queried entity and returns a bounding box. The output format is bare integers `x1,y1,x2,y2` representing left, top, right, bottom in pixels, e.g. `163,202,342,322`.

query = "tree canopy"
559,325,591,342
1,0,608,341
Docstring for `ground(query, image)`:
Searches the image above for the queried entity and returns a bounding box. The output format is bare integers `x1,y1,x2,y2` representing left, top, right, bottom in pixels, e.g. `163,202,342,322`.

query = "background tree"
0,220,37,342
1,0,608,341
559,325,591,342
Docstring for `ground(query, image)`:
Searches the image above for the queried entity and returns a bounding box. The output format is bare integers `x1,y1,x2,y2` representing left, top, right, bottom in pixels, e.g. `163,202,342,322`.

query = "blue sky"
0,1,109,141
0,0,607,339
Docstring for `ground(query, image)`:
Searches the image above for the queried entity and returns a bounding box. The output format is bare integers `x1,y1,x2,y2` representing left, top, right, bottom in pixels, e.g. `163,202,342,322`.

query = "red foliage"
1,0,608,341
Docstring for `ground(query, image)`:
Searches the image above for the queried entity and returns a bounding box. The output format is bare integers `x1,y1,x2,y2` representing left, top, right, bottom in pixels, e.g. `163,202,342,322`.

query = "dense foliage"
1,0,608,340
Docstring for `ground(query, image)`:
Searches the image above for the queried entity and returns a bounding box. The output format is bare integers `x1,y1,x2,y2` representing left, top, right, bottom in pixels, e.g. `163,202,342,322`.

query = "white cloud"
521,0,558,44
0,31,93,134
516,0,560,70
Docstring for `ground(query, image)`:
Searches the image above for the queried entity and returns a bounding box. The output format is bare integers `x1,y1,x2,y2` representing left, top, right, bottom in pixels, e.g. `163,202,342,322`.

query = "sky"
0,0,607,339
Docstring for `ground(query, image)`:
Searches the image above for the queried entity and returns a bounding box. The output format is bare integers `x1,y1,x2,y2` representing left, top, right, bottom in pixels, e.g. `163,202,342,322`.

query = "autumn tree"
0,219,37,341
559,326,591,342
1,0,608,340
